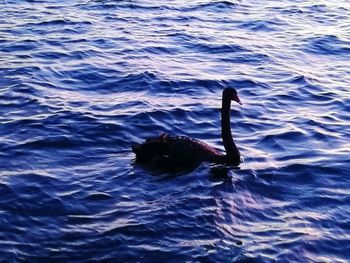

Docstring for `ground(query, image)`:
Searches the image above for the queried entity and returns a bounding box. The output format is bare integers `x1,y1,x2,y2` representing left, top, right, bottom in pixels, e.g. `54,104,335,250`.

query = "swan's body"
132,88,241,169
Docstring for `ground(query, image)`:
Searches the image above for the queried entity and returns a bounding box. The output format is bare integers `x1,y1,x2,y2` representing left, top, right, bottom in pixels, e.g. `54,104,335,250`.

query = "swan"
132,88,242,169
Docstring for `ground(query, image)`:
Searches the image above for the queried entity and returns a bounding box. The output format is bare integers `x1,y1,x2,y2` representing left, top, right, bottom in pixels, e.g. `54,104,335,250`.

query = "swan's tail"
132,143,141,154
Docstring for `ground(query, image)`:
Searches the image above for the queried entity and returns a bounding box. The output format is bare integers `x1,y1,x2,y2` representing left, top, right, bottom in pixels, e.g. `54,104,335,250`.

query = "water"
1,0,350,262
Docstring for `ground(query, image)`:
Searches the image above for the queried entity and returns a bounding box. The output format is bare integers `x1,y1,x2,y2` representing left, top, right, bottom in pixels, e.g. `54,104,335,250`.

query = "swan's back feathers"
166,134,222,163
133,133,224,167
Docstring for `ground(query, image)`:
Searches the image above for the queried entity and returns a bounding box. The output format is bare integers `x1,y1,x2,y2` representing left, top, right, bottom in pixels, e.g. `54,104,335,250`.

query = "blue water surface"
1,0,350,262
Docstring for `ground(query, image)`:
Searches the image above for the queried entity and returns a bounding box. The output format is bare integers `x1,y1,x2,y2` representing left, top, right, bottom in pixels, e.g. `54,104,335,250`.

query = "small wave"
136,46,179,55
25,19,92,27
80,2,175,12
23,136,79,149
0,66,41,78
220,52,270,65
308,4,328,13
0,173,77,216
112,71,158,91
119,3,175,11
192,43,247,54
155,78,226,93
60,71,227,95
185,1,238,12
273,74,337,105
0,183,15,204
277,6,304,14
237,19,285,32
84,192,113,201
0,39,39,52
50,65,124,90
304,34,350,56
167,32,200,42
33,50,70,60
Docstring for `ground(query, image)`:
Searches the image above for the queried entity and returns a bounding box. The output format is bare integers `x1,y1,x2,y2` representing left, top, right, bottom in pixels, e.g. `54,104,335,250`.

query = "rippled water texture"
1,0,350,262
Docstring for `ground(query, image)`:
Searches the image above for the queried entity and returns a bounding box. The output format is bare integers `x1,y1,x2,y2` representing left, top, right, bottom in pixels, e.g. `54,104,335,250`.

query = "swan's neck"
221,95,240,165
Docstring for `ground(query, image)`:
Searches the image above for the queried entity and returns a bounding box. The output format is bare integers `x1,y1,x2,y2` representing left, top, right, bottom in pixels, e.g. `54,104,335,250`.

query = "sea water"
0,0,349,262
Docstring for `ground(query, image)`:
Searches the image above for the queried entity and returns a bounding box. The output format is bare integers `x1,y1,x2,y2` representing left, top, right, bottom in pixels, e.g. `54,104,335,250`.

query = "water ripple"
305,34,350,56
1,0,350,262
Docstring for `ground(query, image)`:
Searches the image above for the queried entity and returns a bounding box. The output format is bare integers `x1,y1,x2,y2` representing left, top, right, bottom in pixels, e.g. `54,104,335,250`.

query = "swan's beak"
232,94,243,105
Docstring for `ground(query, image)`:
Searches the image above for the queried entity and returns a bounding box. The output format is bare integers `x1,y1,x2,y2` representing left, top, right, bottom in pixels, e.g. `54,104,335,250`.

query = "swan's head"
224,88,242,105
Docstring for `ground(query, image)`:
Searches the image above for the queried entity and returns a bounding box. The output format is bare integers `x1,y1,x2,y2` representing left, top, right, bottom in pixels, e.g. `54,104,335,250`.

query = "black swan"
132,88,242,169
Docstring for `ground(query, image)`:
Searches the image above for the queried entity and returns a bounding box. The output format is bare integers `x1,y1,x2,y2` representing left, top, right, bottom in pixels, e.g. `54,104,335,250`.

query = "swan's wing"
165,135,224,163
